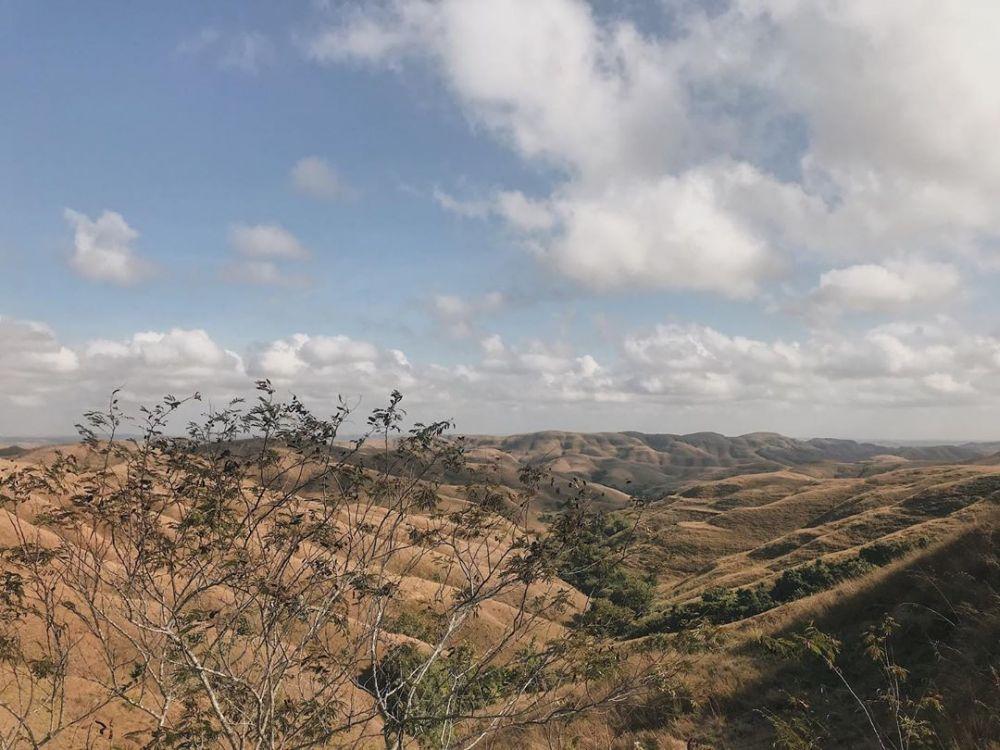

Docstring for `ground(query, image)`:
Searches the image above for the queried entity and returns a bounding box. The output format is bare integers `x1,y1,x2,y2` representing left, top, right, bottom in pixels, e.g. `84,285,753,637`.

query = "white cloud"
307,0,1000,299
0,320,241,417
245,333,417,402
305,7,422,65
86,328,235,370
749,1,1000,193
494,191,555,232
224,224,311,286
248,333,381,378
0,339,77,408
310,0,684,179
64,209,154,285
5,314,1000,437
544,164,793,297
480,333,505,356
228,223,309,260
307,0,690,182
81,328,245,403
622,323,806,402
811,260,961,314
434,188,556,231
452,334,619,404
306,0,748,293
0,317,79,386
0,321,406,428
707,0,1000,262
291,156,354,201
620,319,1000,408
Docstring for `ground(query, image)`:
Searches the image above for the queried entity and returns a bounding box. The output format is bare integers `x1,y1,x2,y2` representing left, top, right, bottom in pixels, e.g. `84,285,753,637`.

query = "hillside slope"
634,462,1000,592
3,432,998,749
713,520,1000,748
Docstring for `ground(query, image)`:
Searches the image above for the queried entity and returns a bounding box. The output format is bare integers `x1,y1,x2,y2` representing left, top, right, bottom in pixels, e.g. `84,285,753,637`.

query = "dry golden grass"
3,439,998,749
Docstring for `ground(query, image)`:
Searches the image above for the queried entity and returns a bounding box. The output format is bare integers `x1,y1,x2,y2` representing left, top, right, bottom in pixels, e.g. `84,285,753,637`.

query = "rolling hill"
464,430,991,499
1,428,998,749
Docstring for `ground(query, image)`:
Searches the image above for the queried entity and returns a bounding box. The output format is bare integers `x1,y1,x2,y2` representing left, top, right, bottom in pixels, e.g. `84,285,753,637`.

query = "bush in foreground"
0,384,678,749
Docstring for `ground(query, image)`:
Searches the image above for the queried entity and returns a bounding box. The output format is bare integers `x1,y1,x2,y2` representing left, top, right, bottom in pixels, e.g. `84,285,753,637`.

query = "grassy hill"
644,519,1000,749
1,422,997,749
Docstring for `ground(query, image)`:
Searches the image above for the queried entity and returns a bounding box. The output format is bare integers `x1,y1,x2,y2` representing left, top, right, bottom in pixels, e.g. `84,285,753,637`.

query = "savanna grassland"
1,393,998,749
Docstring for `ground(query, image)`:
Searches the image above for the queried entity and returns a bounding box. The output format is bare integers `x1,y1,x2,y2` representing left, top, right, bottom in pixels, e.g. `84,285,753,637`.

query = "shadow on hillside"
617,519,1000,749
715,521,1000,748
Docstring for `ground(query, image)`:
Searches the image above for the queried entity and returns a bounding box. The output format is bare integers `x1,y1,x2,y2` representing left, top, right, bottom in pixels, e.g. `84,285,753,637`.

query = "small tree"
0,383,675,749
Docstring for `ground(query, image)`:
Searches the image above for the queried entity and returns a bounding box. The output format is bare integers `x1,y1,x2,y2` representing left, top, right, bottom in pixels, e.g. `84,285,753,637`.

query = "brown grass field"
2,431,998,749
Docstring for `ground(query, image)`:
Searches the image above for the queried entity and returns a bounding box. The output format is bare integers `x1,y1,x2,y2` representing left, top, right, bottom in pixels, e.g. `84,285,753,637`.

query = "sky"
3,0,1000,440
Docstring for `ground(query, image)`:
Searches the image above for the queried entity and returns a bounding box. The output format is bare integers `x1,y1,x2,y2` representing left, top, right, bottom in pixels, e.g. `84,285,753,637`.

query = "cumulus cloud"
306,0,1000,298
0,319,406,430
544,165,796,297
622,323,807,403
438,167,799,297
305,0,774,294
83,329,245,401
224,223,310,286
64,209,155,285
810,260,961,314
4,314,1000,436
243,333,419,409
291,156,354,201
468,335,617,403
751,1,1000,195
0,317,79,408
620,319,1000,408
307,0,684,178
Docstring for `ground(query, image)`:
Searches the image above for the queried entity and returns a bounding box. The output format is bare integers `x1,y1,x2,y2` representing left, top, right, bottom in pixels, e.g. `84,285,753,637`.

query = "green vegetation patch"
368,643,548,748
635,537,927,636
550,512,656,638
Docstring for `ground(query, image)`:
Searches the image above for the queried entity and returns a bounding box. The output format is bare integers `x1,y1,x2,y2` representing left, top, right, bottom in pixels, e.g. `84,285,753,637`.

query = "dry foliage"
0,384,682,749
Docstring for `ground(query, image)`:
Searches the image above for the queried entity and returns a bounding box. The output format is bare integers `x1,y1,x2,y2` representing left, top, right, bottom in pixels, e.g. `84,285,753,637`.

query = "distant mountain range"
6,430,999,499
465,430,999,497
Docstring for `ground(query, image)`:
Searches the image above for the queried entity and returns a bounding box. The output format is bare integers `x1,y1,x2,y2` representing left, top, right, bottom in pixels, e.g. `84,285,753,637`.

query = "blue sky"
3,0,1000,439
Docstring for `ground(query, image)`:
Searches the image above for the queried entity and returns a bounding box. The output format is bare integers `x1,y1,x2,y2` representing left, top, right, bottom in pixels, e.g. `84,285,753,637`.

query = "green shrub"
769,558,873,603
370,643,549,748
386,608,441,642
573,597,637,637
858,536,927,566
636,537,925,636
558,511,657,636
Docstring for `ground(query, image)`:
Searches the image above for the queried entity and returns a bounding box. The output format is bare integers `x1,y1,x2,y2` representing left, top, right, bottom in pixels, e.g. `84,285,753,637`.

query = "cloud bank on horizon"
3,0,1000,439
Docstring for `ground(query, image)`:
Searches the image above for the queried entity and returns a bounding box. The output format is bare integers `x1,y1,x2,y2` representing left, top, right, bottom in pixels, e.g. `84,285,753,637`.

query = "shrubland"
0,386,997,748
0,385,683,749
